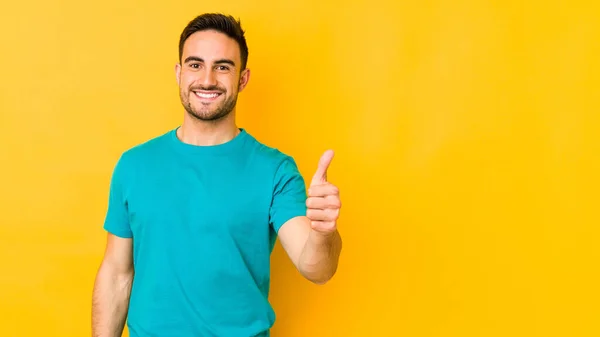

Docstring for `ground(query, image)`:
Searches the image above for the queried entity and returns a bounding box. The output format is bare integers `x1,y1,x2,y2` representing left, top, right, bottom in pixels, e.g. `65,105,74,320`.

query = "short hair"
178,13,249,70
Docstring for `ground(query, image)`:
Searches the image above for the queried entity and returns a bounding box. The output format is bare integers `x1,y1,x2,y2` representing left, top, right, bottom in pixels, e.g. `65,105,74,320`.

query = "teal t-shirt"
103,127,307,337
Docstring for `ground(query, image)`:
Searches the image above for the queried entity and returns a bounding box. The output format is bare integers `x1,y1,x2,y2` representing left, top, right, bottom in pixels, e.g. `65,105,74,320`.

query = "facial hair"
180,84,239,122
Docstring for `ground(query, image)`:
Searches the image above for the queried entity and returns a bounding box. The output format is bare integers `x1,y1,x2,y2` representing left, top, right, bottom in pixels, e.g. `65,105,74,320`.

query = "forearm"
92,263,133,337
297,229,342,284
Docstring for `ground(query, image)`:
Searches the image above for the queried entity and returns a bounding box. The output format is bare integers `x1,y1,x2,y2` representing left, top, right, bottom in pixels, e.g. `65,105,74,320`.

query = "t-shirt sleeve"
103,154,133,238
270,156,308,233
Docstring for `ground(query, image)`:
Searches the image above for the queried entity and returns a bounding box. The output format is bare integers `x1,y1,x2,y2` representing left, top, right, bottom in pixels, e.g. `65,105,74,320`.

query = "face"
175,30,250,122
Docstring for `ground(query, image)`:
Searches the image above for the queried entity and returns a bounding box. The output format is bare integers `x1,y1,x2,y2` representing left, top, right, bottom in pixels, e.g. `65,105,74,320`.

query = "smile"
193,91,222,99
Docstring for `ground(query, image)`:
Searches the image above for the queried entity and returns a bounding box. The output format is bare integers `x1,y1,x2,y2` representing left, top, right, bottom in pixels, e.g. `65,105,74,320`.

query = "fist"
306,150,341,234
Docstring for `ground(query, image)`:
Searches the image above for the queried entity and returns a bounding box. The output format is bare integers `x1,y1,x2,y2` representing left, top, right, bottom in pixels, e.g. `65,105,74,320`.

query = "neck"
177,110,240,146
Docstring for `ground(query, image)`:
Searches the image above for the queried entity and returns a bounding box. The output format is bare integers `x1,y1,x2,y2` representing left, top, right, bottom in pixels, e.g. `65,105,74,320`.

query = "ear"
238,68,251,92
175,63,181,84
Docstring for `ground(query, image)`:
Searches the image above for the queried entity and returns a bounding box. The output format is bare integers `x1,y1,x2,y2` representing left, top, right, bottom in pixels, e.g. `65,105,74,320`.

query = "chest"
125,161,273,243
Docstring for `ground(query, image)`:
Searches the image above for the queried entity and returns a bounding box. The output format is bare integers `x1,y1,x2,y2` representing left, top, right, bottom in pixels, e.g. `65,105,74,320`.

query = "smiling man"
91,13,343,337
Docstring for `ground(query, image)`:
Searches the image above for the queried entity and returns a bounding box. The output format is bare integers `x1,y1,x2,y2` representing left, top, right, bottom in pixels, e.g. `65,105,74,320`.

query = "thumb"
311,149,334,186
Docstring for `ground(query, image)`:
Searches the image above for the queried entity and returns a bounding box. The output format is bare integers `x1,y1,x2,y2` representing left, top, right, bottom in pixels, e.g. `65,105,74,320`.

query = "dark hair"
178,13,249,70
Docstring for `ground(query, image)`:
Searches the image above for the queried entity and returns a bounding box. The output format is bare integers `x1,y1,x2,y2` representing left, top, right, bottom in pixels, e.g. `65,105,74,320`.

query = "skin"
174,30,251,146
91,29,342,337
280,149,343,285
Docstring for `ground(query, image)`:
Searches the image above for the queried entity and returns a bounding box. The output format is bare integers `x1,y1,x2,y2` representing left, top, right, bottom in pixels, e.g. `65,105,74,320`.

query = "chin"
188,108,230,122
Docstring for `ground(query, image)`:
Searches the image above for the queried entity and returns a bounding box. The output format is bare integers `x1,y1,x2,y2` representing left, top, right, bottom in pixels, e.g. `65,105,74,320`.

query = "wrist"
309,227,338,242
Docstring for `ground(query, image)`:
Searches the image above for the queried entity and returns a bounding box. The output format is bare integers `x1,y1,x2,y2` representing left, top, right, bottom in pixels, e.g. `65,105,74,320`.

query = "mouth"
192,90,222,102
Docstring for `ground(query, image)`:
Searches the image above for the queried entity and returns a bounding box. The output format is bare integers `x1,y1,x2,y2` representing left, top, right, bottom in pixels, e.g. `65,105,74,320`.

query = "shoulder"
243,130,305,191
124,130,172,158
112,129,173,172
243,130,300,173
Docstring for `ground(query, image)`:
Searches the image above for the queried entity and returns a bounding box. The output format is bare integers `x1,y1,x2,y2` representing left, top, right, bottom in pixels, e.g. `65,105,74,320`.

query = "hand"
306,150,341,236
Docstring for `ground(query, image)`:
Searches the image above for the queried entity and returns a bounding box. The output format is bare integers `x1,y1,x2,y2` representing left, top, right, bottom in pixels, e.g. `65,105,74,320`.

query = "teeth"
195,92,219,98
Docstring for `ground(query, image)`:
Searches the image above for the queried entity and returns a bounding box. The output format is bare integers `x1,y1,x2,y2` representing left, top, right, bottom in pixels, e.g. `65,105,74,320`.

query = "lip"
192,90,222,102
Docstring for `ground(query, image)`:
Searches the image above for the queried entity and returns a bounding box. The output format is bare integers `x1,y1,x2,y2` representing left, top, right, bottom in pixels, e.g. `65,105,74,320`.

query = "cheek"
219,75,237,90
180,73,196,87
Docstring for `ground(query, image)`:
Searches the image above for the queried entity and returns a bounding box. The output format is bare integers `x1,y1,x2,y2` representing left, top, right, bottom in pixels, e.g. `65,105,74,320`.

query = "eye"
217,65,230,71
189,63,200,69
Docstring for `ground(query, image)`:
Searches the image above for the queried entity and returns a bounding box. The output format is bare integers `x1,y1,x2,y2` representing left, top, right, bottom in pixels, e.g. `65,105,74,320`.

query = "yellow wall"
1,1,599,336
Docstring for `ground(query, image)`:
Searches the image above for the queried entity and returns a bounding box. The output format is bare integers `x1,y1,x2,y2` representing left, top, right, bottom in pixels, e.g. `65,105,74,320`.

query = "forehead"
182,30,241,62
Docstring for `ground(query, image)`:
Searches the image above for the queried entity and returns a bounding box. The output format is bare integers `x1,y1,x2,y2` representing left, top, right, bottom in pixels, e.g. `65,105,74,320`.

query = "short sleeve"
269,156,307,233
103,154,133,238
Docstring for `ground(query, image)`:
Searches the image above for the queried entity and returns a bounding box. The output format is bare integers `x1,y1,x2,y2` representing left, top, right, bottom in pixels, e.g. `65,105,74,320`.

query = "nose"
199,68,217,88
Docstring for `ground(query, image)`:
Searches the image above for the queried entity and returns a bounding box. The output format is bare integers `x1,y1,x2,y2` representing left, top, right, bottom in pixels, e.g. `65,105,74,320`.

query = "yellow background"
1,1,599,336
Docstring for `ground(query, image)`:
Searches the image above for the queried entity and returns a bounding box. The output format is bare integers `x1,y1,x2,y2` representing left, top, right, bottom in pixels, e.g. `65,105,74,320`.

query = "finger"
306,196,341,209
310,149,334,186
310,220,336,232
307,208,340,222
308,183,339,197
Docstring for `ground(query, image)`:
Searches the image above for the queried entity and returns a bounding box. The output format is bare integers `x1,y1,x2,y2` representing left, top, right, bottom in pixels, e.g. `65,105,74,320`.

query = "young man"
91,13,342,337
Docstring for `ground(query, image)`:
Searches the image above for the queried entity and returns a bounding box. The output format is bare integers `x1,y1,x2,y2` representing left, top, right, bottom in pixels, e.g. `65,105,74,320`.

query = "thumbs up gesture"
306,150,341,235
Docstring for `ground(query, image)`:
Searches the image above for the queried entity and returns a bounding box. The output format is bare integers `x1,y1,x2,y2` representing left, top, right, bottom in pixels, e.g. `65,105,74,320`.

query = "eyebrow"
183,56,236,67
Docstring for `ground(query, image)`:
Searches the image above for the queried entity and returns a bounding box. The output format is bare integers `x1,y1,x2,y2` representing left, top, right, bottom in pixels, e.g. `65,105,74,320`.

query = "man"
91,13,342,337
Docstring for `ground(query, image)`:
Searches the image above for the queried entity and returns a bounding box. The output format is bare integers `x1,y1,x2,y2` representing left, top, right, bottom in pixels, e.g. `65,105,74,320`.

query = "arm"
277,150,342,284
92,233,134,337
93,153,134,336
278,217,342,284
